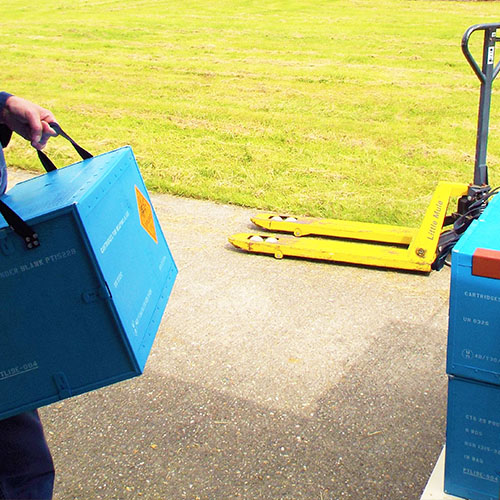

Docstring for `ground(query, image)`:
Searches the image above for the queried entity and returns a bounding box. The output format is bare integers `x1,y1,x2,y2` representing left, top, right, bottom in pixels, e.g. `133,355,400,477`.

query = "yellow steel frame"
228,181,469,272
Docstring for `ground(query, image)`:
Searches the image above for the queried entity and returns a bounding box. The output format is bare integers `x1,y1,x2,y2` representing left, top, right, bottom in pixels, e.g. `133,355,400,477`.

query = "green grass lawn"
1,0,499,226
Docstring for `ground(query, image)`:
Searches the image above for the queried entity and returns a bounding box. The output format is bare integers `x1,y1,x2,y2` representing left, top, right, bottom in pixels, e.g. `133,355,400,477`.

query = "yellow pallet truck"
229,23,500,273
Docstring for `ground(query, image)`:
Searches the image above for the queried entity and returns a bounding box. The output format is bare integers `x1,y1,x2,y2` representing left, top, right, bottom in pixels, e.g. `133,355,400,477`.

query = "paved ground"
9,169,452,500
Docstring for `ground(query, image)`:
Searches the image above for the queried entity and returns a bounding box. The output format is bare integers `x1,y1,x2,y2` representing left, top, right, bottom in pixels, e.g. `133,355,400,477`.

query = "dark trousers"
0,411,54,500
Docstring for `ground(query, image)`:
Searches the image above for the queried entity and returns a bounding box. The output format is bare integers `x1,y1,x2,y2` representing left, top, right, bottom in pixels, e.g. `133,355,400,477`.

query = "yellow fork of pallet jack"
228,181,469,272
251,214,418,245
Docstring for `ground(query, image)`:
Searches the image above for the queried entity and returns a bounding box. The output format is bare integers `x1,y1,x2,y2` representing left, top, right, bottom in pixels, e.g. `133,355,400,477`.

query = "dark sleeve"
0,92,13,147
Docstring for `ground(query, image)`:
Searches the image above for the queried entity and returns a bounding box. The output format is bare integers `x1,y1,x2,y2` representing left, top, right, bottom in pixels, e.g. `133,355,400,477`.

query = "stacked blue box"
0,146,177,419
445,194,500,499
446,377,500,500
447,194,500,385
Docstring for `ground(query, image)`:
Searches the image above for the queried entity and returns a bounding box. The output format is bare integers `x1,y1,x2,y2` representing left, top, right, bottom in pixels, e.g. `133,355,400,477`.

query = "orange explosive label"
135,185,158,244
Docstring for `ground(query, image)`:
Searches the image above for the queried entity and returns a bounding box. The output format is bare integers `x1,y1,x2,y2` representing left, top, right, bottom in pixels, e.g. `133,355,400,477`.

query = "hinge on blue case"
0,230,14,256
53,372,72,399
81,284,111,303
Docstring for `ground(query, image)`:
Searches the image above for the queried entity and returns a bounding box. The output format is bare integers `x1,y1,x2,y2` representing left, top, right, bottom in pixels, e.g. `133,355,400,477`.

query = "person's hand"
0,96,57,150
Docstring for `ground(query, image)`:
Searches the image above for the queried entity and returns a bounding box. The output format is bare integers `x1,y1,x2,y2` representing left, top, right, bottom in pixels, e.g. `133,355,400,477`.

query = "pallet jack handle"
462,23,500,187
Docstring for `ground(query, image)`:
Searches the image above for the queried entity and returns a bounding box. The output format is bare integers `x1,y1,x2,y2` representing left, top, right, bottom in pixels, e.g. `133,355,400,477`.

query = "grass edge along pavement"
0,0,499,227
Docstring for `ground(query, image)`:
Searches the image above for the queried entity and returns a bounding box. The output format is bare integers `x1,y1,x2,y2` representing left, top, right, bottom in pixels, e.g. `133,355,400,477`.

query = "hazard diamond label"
135,186,158,244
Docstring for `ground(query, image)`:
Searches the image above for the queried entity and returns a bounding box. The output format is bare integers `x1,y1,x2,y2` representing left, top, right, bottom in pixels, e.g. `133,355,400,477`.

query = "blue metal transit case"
445,194,500,499
447,193,500,386
0,146,177,419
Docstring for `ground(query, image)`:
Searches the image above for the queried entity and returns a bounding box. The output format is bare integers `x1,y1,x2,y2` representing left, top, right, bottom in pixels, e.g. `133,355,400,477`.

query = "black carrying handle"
0,198,39,249
37,122,93,172
0,124,93,249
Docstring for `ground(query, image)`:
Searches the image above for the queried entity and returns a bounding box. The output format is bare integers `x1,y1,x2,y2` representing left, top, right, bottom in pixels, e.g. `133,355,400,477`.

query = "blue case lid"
0,147,131,227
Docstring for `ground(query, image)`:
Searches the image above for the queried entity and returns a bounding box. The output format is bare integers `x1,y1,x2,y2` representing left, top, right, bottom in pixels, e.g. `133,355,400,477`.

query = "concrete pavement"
9,168,451,499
